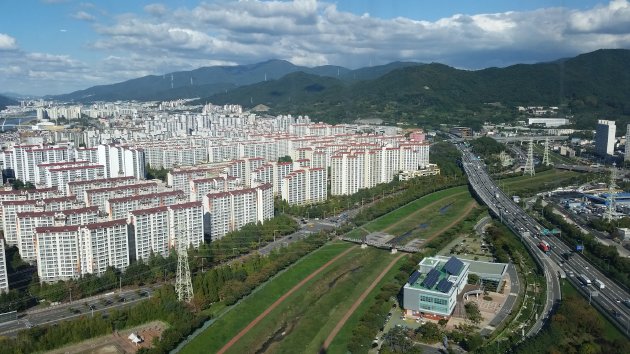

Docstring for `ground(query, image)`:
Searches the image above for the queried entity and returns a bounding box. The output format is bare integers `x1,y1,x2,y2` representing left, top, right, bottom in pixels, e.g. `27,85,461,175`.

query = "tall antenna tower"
175,232,193,303
542,137,552,166
604,163,617,221
523,139,535,176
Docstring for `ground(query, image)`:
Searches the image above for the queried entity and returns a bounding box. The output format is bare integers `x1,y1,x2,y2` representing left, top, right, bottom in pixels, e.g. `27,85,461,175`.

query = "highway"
457,142,630,338
0,287,154,336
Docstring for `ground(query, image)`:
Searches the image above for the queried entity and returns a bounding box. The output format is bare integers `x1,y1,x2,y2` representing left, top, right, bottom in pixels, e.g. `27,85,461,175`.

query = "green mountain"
195,49,630,129
0,95,18,110
48,59,420,103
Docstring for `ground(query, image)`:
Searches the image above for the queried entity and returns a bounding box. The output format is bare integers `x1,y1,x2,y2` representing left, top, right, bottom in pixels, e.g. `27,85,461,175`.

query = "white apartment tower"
596,120,616,157
97,145,146,180
168,202,204,249
129,206,170,262
0,240,8,293
203,184,273,241
281,167,327,205
81,219,130,275
625,124,630,162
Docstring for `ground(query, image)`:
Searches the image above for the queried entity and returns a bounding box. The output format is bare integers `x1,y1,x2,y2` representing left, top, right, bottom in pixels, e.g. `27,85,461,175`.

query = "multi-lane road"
0,287,154,336
458,142,630,338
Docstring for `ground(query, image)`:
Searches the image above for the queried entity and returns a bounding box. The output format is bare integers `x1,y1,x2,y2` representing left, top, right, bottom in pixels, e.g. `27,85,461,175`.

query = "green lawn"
500,169,582,196
365,186,469,232
180,241,354,354
386,198,476,239
196,247,400,354
260,249,400,353
325,256,408,353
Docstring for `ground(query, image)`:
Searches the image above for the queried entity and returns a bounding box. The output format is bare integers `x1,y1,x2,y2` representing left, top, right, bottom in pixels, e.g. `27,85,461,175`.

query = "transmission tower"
542,137,552,166
175,233,194,303
604,163,617,221
523,139,535,176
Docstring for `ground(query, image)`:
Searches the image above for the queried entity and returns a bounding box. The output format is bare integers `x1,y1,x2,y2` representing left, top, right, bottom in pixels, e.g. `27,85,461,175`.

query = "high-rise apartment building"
81,219,130,275
625,124,630,162
281,167,327,205
596,119,616,156
97,145,146,180
203,184,273,241
129,206,170,262
0,240,8,293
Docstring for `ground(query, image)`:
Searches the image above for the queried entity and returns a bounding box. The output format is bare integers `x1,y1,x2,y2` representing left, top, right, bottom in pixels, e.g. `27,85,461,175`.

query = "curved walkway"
216,245,357,354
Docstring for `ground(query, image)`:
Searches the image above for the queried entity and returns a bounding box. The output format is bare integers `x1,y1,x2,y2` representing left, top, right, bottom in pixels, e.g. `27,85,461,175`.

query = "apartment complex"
331,143,429,195
281,167,327,205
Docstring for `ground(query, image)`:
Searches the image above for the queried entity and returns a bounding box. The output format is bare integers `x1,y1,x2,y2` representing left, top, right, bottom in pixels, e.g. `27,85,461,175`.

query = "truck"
577,273,592,286
594,279,605,290
538,241,551,253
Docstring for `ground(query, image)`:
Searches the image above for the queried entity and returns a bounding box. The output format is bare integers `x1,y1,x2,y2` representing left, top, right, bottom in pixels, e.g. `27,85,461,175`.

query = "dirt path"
422,201,478,244
382,191,467,234
216,245,357,354
321,253,406,350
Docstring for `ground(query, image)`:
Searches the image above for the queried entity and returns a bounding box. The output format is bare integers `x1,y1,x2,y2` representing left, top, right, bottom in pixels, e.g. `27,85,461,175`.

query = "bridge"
339,236,421,253
492,135,570,143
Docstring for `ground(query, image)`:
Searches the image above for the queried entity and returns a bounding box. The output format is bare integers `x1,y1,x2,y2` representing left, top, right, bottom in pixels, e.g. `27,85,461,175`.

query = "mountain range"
49,60,419,102
47,49,630,129
193,49,630,129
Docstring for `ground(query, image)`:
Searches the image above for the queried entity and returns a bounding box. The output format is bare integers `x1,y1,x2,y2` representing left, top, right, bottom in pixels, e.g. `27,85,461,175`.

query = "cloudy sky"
1,0,630,96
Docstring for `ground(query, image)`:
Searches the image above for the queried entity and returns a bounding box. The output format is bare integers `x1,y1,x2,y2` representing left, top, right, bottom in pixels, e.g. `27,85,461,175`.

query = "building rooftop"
408,256,468,294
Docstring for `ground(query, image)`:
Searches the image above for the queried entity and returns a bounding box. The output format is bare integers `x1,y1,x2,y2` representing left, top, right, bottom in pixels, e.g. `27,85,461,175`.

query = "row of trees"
0,286,207,354
0,215,298,314
192,232,329,309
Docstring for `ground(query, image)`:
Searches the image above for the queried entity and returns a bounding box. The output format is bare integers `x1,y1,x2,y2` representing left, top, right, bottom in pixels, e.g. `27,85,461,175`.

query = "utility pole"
542,137,551,166
604,163,617,221
523,139,535,176
175,227,194,303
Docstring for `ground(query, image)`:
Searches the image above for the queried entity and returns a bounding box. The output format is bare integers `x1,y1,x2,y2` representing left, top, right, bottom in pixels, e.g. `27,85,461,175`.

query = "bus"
577,274,591,286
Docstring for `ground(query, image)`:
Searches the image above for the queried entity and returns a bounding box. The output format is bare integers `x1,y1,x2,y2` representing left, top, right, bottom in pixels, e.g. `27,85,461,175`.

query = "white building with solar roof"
403,256,470,318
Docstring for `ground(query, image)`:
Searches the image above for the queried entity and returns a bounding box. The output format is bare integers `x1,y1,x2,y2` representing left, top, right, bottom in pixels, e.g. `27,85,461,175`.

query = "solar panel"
422,268,440,289
444,256,464,275
408,270,421,285
437,278,453,293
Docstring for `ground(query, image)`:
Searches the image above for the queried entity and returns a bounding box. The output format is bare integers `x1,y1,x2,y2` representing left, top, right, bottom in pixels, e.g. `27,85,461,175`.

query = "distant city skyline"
1,0,629,96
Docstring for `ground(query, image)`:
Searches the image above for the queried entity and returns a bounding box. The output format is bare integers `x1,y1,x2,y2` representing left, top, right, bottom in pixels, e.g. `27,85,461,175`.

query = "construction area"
47,321,167,354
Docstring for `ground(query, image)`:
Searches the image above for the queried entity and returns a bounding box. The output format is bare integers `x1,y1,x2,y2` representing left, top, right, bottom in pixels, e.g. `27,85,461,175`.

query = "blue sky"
0,0,628,95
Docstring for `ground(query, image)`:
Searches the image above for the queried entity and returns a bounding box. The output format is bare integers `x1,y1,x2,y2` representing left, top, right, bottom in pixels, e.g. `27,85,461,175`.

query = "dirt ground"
47,321,167,354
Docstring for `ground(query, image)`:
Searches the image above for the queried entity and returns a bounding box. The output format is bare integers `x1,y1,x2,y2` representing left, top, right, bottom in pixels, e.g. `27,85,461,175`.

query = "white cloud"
4,0,630,95
72,10,95,21
0,33,18,50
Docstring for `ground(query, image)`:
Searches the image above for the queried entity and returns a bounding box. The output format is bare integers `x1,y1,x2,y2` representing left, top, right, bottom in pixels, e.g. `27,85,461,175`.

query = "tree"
415,322,442,343
467,273,480,285
277,155,292,163
464,302,482,325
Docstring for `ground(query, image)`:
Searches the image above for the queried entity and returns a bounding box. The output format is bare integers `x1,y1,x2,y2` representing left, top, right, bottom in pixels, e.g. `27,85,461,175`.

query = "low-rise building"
403,256,470,319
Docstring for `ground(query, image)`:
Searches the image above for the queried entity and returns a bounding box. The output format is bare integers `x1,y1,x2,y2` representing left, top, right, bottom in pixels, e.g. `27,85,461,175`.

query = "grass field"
225,248,399,353
365,186,468,232
183,245,400,354
499,169,583,196
181,241,354,354
325,256,408,353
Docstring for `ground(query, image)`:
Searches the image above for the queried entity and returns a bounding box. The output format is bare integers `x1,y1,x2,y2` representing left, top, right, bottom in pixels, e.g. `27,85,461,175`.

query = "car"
585,266,589,270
